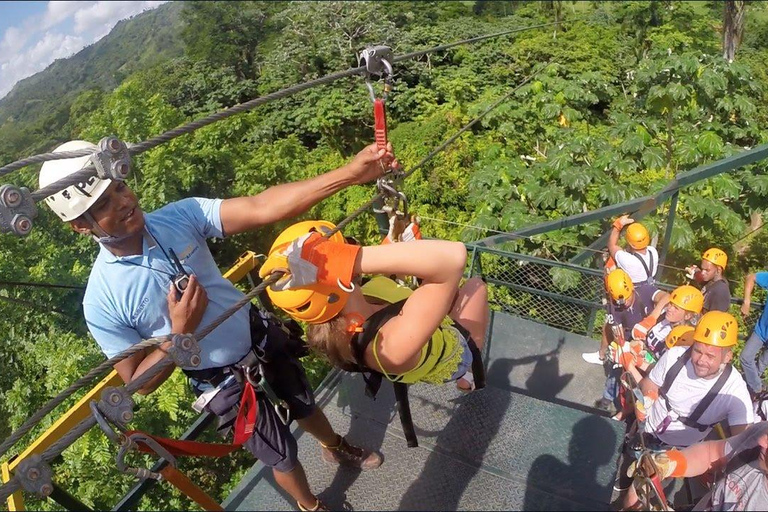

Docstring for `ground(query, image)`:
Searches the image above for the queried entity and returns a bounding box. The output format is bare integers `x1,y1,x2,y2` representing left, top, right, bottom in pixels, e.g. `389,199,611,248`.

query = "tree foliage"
1,1,768,509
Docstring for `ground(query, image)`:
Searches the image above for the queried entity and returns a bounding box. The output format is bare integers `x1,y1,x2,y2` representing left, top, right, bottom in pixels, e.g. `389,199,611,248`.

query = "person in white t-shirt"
635,421,768,511
621,311,753,507
609,215,659,287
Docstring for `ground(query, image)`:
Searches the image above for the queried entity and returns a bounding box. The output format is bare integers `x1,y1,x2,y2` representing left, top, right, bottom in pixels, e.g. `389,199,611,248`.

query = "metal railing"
466,244,764,339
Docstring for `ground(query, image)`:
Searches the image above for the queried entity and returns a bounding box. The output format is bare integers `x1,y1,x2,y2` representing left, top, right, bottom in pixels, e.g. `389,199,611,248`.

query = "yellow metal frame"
3,250,262,510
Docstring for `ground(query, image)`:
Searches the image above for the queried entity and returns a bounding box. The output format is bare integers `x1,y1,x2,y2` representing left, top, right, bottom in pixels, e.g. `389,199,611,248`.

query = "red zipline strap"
374,98,388,151
124,381,259,458
234,381,258,445
124,430,241,458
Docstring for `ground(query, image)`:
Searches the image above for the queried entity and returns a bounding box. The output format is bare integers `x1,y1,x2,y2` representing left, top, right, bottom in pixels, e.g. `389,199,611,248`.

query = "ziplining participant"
259,219,489,393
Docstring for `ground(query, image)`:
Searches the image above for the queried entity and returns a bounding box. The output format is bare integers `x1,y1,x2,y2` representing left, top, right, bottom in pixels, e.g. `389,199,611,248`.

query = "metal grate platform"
224,313,623,511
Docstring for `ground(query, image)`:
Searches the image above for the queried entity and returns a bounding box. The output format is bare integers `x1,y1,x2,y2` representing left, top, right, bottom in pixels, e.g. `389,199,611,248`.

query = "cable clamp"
167,334,202,368
16,454,54,497
97,386,135,429
0,184,37,236
90,136,131,181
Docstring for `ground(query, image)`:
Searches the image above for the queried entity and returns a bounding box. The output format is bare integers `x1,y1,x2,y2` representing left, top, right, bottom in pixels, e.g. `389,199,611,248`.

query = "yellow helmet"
625,223,650,250
665,325,695,349
265,220,350,324
702,248,727,270
669,285,704,314
692,311,738,348
606,269,634,305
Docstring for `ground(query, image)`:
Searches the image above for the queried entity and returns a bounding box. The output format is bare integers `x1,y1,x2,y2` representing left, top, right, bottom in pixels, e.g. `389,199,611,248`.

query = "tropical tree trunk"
723,0,746,63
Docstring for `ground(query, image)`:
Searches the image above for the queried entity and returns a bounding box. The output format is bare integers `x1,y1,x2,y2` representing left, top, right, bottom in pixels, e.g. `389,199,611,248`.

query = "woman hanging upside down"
258,220,488,392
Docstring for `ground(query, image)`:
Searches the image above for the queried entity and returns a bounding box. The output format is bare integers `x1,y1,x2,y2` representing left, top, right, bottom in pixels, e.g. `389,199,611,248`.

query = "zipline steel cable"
0,59,550,501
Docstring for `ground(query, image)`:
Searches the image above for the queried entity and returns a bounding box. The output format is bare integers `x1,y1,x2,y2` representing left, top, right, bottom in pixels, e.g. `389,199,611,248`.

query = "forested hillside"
0,1,184,159
1,1,768,509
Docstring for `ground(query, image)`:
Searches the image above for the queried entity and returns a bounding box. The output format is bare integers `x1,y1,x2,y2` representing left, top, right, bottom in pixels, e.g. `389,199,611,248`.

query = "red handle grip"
374,98,387,151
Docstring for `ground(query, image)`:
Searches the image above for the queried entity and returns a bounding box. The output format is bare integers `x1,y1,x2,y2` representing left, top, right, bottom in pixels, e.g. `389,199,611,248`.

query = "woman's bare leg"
448,277,489,390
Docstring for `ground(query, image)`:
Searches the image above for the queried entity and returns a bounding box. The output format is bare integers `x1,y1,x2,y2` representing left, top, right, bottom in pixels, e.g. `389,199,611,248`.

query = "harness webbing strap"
124,430,241,458
159,465,224,511
393,382,417,447
660,349,733,431
631,251,656,282
350,300,408,398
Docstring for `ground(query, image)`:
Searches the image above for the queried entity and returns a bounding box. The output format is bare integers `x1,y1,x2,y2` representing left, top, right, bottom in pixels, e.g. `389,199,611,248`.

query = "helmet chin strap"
82,211,133,245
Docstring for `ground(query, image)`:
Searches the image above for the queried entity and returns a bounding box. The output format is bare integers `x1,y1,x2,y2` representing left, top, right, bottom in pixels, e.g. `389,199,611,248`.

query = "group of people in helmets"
36,136,768,510
580,214,768,510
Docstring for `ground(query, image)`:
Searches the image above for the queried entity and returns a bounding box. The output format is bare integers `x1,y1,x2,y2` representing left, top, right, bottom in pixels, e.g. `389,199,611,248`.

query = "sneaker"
321,435,383,470
595,397,612,411
582,351,604,365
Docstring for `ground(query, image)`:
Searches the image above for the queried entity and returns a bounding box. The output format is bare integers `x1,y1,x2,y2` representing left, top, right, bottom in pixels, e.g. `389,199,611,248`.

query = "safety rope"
1,18,572,204
0,65,545,500
0,279,84,291
0,295,70,316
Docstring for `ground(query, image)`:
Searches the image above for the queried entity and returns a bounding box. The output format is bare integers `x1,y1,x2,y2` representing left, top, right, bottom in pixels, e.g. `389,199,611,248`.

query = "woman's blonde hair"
306,315,356,369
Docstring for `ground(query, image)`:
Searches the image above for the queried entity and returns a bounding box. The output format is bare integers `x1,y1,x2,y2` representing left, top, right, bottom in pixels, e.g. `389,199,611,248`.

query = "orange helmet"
669,285,704,314
625,223,650,250
702,248,727,270
606,269,634,306
665,325,695,349
692,311,738,348
265,220,350,324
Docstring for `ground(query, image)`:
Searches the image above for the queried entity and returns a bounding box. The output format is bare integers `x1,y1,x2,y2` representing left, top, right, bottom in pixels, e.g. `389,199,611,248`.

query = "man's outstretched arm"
220,143,396,236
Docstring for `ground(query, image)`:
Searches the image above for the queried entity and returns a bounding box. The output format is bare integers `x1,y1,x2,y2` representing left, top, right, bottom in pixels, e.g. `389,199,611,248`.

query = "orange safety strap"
159,465,223,512
234,381,259,445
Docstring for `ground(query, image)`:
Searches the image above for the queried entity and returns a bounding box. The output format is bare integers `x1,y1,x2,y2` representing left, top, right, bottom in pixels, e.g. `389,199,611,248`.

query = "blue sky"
0,1,166,100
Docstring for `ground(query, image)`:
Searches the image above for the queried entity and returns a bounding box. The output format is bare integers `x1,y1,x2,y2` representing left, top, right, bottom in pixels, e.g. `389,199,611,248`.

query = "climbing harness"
656,348,732,435
619,372,672,511
347,279,487,447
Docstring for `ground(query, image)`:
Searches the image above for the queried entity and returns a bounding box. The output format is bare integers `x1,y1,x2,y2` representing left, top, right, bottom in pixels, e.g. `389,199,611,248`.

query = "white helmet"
39,140,111,222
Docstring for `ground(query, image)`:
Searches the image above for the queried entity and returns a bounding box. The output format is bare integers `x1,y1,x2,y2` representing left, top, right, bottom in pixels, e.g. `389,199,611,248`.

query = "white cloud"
0,1,166,100
42,1,95,31
0,26,30,56
73,1,165,36
0,32,85,98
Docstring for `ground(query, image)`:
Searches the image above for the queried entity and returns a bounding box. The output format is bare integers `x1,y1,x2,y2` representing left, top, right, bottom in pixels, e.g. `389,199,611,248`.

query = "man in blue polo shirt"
740,271,768,396
39,139,393,512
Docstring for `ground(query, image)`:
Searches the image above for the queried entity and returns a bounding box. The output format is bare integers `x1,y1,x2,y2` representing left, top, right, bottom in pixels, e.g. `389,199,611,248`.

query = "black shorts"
190,308,316,472
203,352,316,472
